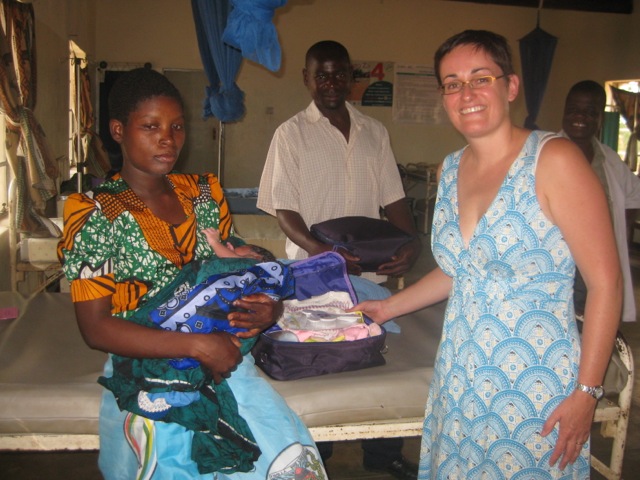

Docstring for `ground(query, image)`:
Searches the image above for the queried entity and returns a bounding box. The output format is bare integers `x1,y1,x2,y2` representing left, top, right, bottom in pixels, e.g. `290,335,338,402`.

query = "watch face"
577,383,605,400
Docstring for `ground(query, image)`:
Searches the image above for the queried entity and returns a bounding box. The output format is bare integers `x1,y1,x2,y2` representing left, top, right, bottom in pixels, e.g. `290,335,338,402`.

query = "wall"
3,0,637,290
89,0,640,188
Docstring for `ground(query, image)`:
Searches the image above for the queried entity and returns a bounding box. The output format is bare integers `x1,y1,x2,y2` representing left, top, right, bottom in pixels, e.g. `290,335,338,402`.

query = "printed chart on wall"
348,61,394,107
393,64,446,125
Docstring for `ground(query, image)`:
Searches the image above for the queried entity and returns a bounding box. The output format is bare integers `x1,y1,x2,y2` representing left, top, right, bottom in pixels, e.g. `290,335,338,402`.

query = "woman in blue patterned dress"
59,68,326,480
353,30,621,479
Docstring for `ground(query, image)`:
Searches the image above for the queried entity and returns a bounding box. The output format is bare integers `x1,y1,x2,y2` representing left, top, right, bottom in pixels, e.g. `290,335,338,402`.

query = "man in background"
258,40,420,479
561,80,640,323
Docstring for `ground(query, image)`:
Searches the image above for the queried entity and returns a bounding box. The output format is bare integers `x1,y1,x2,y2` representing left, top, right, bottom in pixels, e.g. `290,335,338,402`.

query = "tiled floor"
1,237,639,479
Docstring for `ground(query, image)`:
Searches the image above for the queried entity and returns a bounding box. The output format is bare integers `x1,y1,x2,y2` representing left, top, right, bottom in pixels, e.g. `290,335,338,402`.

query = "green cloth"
99,258,265,475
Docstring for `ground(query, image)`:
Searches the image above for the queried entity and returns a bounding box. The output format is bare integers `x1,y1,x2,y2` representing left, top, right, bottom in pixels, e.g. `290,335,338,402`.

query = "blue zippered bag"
252,252,387,380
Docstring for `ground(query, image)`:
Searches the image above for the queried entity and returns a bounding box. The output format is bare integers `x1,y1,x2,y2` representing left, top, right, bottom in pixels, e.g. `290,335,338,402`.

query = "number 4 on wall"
370,63,386,81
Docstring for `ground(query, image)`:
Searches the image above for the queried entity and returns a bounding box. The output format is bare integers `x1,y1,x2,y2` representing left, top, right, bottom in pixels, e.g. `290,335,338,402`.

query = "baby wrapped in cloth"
99,258,294,474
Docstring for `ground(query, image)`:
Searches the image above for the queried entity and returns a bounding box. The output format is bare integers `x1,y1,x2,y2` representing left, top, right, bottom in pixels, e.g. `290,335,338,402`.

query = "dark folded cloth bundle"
310,216,414,271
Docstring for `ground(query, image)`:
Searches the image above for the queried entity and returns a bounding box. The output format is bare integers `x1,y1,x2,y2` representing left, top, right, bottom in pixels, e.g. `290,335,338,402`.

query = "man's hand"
376,236,421,276
333,246,362,275
229,293,283,338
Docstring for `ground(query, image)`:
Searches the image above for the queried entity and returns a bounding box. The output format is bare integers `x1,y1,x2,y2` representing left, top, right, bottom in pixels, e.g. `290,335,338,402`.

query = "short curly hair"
108,67,184,124
305,40,351,68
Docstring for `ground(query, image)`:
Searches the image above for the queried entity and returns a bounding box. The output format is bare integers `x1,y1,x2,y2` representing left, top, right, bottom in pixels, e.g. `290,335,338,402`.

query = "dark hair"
434,30,515,87
566,80,606,111
305,40,351,67
108,67,184,124
249,244,276,262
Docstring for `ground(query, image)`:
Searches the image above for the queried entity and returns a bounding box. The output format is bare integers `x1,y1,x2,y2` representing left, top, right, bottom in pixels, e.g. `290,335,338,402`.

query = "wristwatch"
575,382,605,400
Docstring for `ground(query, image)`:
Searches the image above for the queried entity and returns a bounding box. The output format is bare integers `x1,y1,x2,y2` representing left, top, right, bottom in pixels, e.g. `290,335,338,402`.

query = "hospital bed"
7,179,65,294
0,290,442,446
0,289,633,480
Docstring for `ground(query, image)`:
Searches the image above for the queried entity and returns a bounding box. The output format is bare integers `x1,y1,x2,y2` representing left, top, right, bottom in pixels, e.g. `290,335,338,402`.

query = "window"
605,80,639,171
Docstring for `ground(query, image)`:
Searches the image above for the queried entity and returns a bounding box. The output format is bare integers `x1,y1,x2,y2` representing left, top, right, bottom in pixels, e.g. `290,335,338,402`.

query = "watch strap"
575,382,604,399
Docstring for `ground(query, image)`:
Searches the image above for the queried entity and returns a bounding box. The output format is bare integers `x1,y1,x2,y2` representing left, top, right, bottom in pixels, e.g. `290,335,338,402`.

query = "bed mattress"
0,291,444,442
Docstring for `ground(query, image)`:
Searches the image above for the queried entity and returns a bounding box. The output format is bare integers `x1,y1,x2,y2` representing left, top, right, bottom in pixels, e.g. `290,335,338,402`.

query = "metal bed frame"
7,179,63,294
0,332,633,480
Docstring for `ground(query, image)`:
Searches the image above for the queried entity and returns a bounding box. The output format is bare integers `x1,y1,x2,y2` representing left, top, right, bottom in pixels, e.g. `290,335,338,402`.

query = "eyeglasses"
439,75,506,95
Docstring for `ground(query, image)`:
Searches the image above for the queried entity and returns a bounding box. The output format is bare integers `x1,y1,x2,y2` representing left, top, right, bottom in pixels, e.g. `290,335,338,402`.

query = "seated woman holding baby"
58,67,326,480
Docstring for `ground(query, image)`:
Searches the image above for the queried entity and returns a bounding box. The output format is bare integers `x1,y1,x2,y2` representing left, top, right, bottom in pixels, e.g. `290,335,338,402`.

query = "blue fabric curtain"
190,0,287,122
191,0,245,122
223,0,286,73
518,26,557,130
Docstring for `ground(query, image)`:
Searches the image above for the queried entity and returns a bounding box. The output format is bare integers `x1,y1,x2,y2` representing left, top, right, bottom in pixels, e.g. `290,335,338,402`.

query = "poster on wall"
392,64,446,125
348,61,394,107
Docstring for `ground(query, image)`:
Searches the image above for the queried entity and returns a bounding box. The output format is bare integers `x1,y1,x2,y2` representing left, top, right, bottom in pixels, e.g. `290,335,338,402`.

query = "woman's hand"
191,332,243,384
349,299,391,325
540,390,598,470
229,293,283,338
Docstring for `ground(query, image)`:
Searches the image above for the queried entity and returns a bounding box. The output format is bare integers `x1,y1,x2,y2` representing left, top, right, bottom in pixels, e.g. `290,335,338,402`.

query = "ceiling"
444,0,633,14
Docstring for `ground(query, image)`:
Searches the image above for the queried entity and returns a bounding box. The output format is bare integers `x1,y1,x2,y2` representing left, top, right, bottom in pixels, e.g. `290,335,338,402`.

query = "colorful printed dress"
421,131,589,479
59,172,326,480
